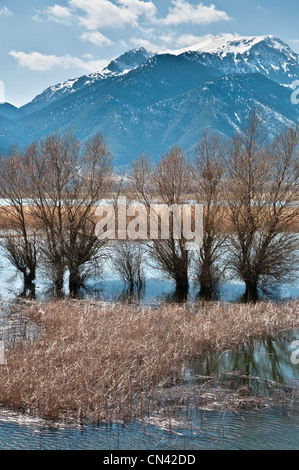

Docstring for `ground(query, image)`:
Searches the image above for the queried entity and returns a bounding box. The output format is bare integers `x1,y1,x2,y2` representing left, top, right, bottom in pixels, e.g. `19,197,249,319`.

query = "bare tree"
63,134,114,297
0,148,39,295
112,241,144,297
192,132,227,299
227,111,299,301
25,131,113,297
130,147,192,294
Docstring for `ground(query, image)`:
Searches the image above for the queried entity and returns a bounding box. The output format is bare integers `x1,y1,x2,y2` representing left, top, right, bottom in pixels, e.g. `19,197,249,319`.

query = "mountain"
0,103,23,121
1,35,299,162
172,34,299,85
102,47,155,76
20,47,155,115
20,73,104,116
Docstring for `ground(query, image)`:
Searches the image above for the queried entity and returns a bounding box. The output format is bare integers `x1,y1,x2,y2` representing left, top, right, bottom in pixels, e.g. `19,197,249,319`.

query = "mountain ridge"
0,34,298,162
18,35,299,115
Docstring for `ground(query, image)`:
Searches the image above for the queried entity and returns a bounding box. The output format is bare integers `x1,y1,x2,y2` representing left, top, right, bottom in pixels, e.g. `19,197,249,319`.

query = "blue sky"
1,0,299,107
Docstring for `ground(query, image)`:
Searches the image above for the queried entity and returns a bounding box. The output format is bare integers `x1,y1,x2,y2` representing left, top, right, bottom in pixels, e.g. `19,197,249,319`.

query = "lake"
0,245,298,304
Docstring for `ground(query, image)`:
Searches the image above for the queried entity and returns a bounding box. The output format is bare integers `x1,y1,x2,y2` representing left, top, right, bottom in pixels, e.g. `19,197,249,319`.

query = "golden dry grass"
0,299,298,424
0,204,298,234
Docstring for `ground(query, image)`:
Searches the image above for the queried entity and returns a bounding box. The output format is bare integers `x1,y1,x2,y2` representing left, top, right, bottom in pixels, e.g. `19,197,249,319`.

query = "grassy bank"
0,300,298,423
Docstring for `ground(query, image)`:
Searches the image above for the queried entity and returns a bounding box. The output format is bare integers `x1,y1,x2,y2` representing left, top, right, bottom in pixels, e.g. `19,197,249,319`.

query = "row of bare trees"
128,111,299,301
0,111,298,302
227,114,299,300
0,131,113,297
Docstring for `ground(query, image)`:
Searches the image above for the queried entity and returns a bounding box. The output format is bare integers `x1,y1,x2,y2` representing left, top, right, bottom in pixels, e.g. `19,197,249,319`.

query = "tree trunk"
172,287,188,303
243,280,259,303
54,276,64,298
24,268,36,288
175,272,189,293
198,260,217,300
198,283,214,301
69,269,83,298
19,285,36,300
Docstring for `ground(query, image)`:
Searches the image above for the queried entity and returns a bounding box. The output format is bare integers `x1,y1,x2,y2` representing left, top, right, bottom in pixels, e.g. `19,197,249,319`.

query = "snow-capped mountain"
102,47,155,76
21,47,155,115
1,35,299,162
21,72,105,115
172,34,294,58
174,35,299,86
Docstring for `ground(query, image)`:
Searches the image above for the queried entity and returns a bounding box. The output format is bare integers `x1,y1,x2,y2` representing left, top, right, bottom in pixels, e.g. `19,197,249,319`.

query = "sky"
1,0,299,107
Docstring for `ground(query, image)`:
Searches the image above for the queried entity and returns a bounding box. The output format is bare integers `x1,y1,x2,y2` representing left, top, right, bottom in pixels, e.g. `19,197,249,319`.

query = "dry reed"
0,299,298,423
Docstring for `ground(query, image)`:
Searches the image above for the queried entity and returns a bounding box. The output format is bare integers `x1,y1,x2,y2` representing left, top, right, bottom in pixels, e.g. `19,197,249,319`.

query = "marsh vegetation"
0,299,299,424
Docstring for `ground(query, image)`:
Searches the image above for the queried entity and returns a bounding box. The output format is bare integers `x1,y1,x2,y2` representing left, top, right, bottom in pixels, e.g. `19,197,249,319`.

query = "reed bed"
0,205,299,234
0,299,298,424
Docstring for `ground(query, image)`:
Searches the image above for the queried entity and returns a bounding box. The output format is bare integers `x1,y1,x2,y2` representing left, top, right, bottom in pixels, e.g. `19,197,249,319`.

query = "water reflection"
0,407,299,450
162,287,189,304
189,329,299,398
115,284,146,304
8,277,297,306
0,329,299,449
0,241,298,304
17,285,36,300
0,246,299,449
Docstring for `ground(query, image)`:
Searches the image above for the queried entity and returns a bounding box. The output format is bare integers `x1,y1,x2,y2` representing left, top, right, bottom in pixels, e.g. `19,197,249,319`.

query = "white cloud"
119,0,156,18
9,51,62,71
130,37,160,51
161,0,230,26
34,4,73,24
81,31,113,47
45,4,73,23
0,5,12,16
68,0,156,29
9,50,108,73
171,33,213,48
33,1,230,37
131,32,234,53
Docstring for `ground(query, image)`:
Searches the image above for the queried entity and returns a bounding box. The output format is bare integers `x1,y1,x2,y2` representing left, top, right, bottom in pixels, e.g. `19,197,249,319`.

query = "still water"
0,245,298,303
0,249,299,449
0,330,299,450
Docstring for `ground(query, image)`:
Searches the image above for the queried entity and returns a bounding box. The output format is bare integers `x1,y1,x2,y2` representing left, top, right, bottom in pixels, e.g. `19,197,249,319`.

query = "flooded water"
0,246,298,304
0,248,299,449
0,408,298,450
0,329,299,449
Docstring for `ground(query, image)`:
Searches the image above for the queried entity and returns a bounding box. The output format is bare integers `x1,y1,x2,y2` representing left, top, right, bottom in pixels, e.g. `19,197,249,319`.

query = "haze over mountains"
1,34,299,164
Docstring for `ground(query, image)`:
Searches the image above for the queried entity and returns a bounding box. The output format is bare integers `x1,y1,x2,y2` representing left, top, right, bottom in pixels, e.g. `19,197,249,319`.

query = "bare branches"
0,149,39,291
0,118,298,303
227,111,299,301
112,241,144,298
130,147,192,292
192,132,227,299
0,131,114,297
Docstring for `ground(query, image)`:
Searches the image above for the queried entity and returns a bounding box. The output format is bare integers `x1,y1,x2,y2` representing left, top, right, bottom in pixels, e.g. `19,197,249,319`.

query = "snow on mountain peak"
21,35,299,115
170,34,294,57
161,34,299,87
102,47,155,76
